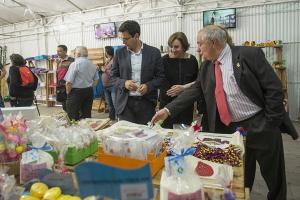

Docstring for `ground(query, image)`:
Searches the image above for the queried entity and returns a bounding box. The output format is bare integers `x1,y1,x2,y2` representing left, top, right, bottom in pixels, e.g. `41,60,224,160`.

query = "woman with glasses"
159,32,199,128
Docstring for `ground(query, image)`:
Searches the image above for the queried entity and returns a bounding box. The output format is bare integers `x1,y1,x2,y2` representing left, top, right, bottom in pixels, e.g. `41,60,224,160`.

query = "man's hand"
166,85,184,97
125,80,138,91
137,84,148,95
151,109,169,124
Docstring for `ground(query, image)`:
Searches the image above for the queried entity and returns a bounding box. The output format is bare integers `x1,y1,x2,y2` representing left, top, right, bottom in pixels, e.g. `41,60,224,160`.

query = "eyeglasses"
119,37,132,42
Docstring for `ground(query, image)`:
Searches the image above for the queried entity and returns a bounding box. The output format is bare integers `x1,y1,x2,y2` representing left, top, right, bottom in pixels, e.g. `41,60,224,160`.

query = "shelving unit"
31,57,57,107
263,45,288,111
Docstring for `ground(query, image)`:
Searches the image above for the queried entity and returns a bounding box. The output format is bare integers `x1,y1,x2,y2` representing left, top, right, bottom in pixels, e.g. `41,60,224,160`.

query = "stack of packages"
97,120,165,175
26,116,97,166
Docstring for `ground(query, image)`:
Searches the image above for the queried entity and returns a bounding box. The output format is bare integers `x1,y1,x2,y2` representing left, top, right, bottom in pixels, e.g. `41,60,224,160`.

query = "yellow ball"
57,195,73,200
30,182,49,198
20,195,40,200
43,187,62,200
16,145,25,154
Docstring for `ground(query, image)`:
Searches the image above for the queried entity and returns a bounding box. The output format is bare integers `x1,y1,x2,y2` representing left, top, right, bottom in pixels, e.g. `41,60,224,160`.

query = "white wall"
0,0,299,120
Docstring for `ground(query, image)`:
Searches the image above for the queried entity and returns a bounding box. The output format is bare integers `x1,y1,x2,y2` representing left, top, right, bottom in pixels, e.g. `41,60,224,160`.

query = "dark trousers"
62,101,67,112
216,111,286,200
118,96,155,125
66,87,93,121
104,86,116,120
0,94,4,107
10,99,33,107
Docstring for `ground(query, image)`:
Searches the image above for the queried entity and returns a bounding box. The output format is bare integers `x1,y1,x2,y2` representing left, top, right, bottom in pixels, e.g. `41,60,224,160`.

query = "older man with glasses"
110,20,165,124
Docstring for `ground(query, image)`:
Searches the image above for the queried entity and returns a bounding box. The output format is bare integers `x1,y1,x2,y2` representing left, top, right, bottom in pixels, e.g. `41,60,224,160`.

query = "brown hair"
168,32,190,52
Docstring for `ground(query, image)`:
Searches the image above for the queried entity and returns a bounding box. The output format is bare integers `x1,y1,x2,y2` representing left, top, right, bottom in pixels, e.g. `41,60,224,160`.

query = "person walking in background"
64,46,99,120
152,25,298,200
56,44,74,111
102,46,116,120
110,20,165,124
7,54,38,107
159,32,199,128
0,63,6,107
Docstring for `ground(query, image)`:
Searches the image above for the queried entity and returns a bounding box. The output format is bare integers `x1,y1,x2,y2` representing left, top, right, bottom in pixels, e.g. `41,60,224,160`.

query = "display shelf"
32,56,57,107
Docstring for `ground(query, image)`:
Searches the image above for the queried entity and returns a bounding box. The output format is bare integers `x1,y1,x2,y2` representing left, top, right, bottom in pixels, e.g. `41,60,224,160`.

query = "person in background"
7,54,38,107
101,46,116,120
152,25,298,200
56,44,74,111
110,20,165,124
159,32,198,128
64,46,99,120
0,63,6,107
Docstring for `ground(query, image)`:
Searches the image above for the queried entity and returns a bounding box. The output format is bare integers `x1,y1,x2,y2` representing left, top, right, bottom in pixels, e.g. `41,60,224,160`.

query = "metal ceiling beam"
0,16,13,24
11,0,45,18
64,0,83,11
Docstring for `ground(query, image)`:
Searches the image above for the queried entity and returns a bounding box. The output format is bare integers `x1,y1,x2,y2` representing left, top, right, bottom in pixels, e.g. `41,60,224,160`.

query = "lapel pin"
236,62,240,68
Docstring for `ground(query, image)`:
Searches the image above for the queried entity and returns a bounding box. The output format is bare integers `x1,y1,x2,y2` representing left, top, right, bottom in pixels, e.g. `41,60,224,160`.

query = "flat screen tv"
203,8,236,28
94,22,117,39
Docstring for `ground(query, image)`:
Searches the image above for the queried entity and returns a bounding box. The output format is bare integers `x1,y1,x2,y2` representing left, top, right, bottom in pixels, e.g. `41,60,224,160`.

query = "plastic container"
46,140,99,165
97,145,167,176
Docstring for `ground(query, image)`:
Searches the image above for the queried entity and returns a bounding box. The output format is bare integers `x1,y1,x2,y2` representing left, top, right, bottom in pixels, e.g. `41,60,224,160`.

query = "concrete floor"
37,105,300,200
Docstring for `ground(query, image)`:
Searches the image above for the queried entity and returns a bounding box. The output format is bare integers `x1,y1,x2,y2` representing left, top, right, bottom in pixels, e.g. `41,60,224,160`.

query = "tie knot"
214,60,221,66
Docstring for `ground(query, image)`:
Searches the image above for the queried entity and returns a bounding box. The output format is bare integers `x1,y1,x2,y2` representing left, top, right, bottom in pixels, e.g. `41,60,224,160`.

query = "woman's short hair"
105,46,114,57
168,32,190,52
10,54,26,66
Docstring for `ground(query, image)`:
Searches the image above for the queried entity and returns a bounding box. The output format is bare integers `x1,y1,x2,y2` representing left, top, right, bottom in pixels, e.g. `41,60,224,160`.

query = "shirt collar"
59,56,69,62
216,43,230,65
127,42,143,55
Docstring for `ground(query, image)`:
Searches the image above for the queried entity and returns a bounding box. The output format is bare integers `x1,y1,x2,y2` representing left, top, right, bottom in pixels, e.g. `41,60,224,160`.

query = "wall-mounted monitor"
94,22,117,39
203,8,236,28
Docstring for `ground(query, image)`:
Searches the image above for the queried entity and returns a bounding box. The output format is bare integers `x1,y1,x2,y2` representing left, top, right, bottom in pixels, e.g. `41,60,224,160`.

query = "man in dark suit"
110,20,164,124
152,25,298,200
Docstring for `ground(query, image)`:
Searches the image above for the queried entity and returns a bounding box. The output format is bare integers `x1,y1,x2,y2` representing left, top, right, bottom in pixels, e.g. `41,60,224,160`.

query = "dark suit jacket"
110,43,165,115
166,46,298,141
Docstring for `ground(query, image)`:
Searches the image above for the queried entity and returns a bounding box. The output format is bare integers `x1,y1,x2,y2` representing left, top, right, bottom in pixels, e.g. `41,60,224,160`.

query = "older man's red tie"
214,60,231,126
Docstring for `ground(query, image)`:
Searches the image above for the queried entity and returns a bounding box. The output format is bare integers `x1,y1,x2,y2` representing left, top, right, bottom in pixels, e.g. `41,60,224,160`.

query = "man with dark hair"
56,44,74,111
110,20,165,124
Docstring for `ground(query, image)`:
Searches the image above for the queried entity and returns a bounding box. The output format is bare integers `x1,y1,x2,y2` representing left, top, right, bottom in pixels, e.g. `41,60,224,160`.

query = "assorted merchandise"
193,132,244,167
99,121,163,160
0,113,28,162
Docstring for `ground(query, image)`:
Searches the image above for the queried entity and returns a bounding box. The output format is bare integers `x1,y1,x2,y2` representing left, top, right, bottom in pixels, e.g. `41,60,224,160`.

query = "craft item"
193,142,242,167
195,160,214,177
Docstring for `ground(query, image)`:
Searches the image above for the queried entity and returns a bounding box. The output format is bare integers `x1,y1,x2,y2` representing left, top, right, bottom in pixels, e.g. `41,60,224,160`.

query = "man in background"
110,20,164,124
64,46,99,120
56,44,74,111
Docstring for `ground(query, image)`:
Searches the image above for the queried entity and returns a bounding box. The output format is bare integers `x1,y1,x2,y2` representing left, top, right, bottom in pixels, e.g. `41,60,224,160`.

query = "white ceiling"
0,0,123,26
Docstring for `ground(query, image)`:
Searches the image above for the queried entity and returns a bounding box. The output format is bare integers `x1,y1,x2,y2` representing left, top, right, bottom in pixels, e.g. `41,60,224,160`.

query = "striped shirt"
217,44,261,122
